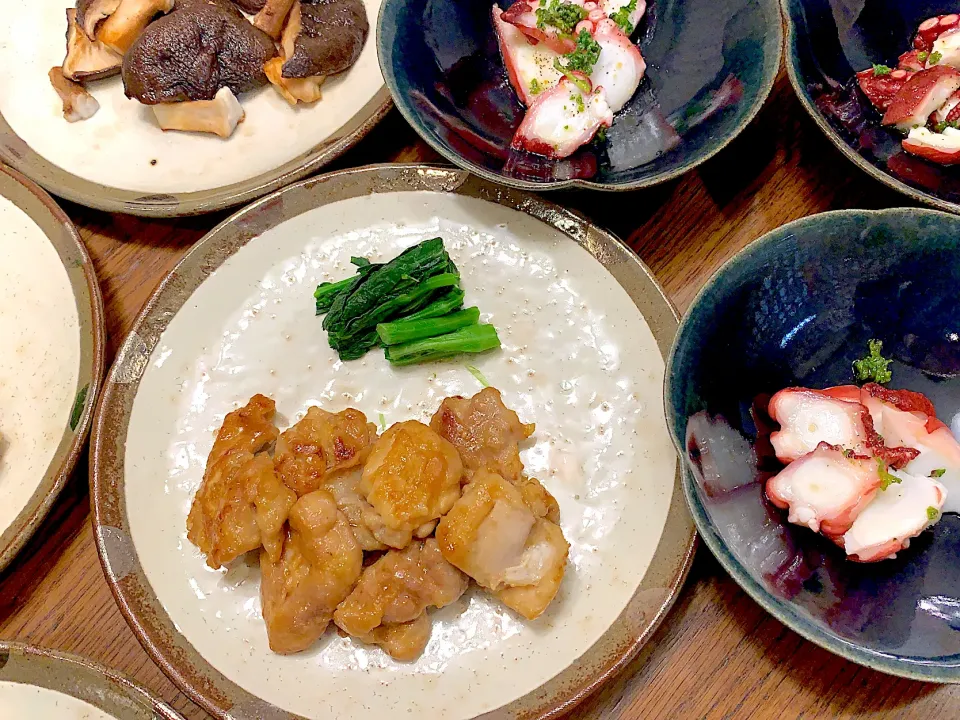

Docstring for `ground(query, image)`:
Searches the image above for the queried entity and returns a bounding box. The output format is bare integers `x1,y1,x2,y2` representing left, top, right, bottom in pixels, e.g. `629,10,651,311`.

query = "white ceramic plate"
0,164,104,572
0,0,390,216
92,164,695,720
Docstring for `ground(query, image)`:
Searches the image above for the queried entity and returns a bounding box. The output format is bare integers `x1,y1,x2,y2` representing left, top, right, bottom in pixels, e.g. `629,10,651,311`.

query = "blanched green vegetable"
377,307,480,346
384,324,501,366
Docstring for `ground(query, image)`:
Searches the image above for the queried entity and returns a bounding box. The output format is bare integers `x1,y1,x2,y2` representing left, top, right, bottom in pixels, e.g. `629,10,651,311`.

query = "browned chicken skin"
359,613,432,661
260,490,363,654
274,406,378,496
334,538,468,638
186,394,295,569
360,420,463,548
430,388,535,483
436,470,568,620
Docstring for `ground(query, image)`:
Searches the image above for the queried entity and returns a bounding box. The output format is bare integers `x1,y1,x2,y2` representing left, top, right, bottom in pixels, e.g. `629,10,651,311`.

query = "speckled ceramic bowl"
666,208,960,682
783,0,960,214
378,0,783,190
0,642,184,719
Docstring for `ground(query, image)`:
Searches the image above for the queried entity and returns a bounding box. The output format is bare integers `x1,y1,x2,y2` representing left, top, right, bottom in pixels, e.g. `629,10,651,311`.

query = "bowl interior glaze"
379,0,782,189
667,208,960,682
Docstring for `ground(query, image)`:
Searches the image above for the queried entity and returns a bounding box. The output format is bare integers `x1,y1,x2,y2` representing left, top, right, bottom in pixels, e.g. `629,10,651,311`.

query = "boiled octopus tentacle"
915,14,960,53
510,76,612,157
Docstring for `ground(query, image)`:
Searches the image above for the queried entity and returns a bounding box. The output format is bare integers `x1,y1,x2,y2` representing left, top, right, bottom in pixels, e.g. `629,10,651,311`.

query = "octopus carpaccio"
493,0,647,157
763,383,960,563
857,13,960,164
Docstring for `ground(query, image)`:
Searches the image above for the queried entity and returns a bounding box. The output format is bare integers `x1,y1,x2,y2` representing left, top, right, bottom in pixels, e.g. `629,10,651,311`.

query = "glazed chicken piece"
360,420,463,548
358,613,432,662
430,387,534,483
274,406,378,496
333,538,468,654
260,489,363,654
515,475,561,524
765,442,883,537
323,471,386,551
186,395,296,569
436,470,569,620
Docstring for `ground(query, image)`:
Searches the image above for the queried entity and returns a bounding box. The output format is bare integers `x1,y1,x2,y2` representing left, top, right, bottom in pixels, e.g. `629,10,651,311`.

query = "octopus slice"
436,470,569,619
492,4,562,106
260,490,363,654
430,387,534,483
765,442,882,536
333,538,468,641
916,14,960,52
274,406,377,497
841,472,948,562
881,66,960,132
360,421,463,549
599,0,646,33
186,395,296,569
511,77,613,158
499,0,580,55
590,19,645,113
768,388,876,463
856,67,914,112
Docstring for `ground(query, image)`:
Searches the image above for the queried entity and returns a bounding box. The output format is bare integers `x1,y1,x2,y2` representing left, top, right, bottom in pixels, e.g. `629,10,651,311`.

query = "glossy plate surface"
667,208,960,682
0,642,184,719
91,164,695,719
0,164,104,572
379,0,782,190
783,0,960,213
0,0,390,217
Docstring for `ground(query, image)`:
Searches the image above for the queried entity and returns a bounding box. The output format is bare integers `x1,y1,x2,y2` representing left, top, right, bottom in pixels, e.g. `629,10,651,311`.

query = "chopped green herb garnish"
872,64,893,76
918,50,930,63
553,57,592,93
466,365,490,387
877,459,902,491
842,448,855,459
378,413,387,432
930,51,943,65
609,0,637,34
935,120,949,133
927,506,940,521
563,29,602,75
535,0,587,34
931,468,947,478
69,384,89,432
530,78,543,96
853,339,893,385
571,93,585,113
595,126,608,143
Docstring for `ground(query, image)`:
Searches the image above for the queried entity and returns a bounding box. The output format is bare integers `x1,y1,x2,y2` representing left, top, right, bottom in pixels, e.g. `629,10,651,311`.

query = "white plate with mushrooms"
0,0,390,216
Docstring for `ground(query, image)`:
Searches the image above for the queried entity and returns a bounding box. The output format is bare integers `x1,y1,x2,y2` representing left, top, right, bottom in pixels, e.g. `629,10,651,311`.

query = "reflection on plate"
91,164,695,719
0,164,103,572
0,642,184,719
0,0,390,216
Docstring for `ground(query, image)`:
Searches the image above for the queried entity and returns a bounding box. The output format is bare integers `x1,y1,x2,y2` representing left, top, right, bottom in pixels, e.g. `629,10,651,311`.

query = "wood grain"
2,70,958,720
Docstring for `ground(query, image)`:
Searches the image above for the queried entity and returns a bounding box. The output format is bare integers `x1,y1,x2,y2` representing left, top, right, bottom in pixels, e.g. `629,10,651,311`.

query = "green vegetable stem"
377,307,481,346
384,324,502,366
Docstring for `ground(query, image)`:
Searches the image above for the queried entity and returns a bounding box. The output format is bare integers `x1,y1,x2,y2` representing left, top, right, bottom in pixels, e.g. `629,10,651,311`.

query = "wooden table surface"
2,70,958,720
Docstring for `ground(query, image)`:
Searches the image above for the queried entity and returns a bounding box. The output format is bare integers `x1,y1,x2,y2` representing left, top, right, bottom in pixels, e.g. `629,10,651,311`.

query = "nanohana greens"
314,238,501,365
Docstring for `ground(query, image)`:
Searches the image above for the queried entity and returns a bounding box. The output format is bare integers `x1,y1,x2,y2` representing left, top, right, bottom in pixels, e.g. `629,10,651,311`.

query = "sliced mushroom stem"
97,0,175,55
49,66,100,122
264,57,323,105
76,0,122,40
64,8,122,82
254,0,297,39
151,86,245,138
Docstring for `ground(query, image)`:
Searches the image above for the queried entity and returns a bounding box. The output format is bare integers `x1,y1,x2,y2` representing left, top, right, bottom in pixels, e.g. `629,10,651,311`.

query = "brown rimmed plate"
0,163,105,572
0,0,391,218
91,163,695,719
0,641,184,719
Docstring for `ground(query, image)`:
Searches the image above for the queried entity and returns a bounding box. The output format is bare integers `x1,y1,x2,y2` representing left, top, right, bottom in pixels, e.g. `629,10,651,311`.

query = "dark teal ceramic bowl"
378,0,783,190
783,0,960,214
666,208,960,682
